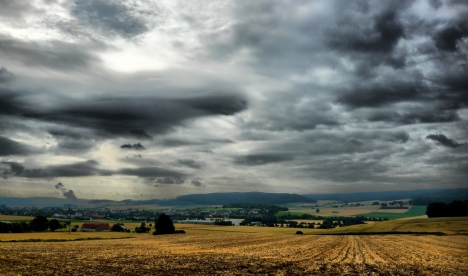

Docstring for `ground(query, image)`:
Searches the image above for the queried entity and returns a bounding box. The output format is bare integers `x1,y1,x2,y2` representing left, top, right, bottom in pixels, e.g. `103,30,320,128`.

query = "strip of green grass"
275,211,312,217
356,205,427,220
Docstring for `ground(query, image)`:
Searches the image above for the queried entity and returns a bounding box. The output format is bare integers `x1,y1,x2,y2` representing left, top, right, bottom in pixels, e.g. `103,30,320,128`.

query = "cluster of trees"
426,200,468,218
0,216,73,233
214,219,233,226
135,222,151,233
111,223,128,232
318,217,366,229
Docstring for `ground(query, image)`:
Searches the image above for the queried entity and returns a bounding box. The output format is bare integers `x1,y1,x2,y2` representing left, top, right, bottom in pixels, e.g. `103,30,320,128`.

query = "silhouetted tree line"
426,200,468,218
223,203,289,211
214,219,233,226
0,216,69,233
318,217,366,229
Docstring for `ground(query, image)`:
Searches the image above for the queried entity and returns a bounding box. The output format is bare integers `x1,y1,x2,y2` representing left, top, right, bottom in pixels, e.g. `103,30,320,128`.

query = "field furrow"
1,233,467,275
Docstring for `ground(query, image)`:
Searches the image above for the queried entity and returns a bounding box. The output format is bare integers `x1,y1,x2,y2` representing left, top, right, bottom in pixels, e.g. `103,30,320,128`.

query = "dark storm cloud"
0,136,36,156
337,75,425,108
24,94,247,138
177,158,203,169
161,138,233,147
54,182,78,200
155,177,185,184
4,160,112,178
366,107,460,124
0,89,24,116
0,67,15,83
191,179,204,187
71,0,149,38
49,129,83,140
129,129,152,140
234,154,293,166
346,137,364,146
2,162,25,179
118,167,185,178
426,134,466,148
48,128,97,153
0,37,102,71
328,10,404,53
56,139,96,152
120,143,146,150
434,22,468,52
40,160,112,177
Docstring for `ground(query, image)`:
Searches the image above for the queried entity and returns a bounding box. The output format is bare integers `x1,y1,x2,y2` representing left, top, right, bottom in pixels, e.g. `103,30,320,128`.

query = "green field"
356,205,427,220
275,211,312,217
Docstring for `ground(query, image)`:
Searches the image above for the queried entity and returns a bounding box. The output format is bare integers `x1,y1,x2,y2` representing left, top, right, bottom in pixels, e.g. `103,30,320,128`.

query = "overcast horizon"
0,0,467,200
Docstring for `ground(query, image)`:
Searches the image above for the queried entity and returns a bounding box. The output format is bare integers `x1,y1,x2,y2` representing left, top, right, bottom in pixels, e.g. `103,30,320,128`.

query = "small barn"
81,223,112,232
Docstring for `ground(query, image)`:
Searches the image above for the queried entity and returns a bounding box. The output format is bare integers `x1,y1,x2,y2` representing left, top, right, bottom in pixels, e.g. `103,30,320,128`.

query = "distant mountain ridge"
303,188,468,203
0,192,315,207
2,188,467,207
175,192,316,205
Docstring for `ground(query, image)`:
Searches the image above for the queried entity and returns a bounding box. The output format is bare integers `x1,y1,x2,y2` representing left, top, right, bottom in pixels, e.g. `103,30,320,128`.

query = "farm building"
81,223,112,232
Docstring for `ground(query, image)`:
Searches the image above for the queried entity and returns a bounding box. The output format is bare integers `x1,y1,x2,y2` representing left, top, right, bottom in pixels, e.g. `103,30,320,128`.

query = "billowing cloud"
191,179,204,187
426,134,466,148
0,0,467,199
234,154,293,166
0,136,37,156
71,0,150,38
121,143,146,150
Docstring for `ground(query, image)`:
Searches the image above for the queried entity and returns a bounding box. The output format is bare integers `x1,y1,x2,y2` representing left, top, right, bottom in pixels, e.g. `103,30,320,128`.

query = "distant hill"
0,197,89,207
0,192,315,207
303,188,468,204
175,192,316,205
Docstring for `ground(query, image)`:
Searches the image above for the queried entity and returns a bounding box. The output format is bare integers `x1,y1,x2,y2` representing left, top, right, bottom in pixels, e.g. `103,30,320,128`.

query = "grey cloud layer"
0,0,467,198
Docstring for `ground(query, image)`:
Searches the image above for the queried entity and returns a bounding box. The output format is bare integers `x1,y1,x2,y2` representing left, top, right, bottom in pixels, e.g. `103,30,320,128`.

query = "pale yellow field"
1,232,467,275
181,217,468,235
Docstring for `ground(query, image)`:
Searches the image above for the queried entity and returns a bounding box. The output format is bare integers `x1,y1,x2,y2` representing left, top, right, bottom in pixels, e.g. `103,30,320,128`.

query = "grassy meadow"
356,205,427,220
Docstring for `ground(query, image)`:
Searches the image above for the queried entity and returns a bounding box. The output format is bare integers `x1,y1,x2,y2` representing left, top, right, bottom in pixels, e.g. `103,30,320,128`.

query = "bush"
111,223,125,232
153,214,175,235
296,231,303,235
175,230,186,234
71,228,77,232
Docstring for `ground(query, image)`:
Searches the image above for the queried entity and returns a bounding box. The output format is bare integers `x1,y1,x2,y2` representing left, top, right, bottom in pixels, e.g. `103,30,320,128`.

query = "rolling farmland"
1,232,467,275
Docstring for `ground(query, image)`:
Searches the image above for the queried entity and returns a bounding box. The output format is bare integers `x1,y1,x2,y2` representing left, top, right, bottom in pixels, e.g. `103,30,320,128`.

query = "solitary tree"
153,214,175,235
30,216,49,232
316,208,320,213
48,219,61,232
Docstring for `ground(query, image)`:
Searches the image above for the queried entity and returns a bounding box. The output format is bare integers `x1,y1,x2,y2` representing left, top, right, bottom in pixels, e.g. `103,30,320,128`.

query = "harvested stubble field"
1,233,467,275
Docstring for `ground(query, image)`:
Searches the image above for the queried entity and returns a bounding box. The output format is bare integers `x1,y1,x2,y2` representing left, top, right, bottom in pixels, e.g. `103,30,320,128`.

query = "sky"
0,0,467,200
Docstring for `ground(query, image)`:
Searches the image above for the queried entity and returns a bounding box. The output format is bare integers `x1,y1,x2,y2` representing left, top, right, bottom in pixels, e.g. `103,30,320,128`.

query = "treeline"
426,200,468,218
277,213,388,221
176,192,316,205
319,217,366,229
0,216,72,233
214,219,233,226
223,203,289,211
240,215,373,228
